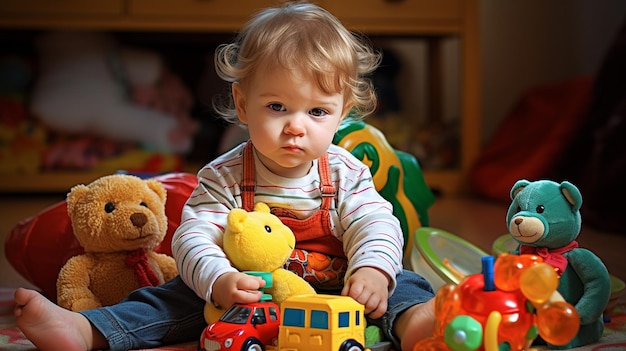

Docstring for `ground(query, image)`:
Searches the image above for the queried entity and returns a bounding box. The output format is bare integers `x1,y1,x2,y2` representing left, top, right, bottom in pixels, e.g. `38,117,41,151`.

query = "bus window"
339,311,349,328
283,308,305,327
310,310,328,329
356,310,361,326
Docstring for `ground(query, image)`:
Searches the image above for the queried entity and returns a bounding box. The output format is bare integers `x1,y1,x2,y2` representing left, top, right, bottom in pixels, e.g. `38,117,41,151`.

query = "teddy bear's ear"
253,202,271,213
560,181,583,212
66,184,90,214
144,179,167,204
227,208,248,233
510,179,531,200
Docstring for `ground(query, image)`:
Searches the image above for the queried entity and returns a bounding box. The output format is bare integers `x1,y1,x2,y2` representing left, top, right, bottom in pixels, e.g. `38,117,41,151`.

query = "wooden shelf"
0,0,480,196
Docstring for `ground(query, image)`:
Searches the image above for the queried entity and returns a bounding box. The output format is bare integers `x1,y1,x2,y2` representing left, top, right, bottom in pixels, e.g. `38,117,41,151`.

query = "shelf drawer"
129,0,278,20
0,0,124,16
126,0,284,30
325,0,460,21
323,0,462,33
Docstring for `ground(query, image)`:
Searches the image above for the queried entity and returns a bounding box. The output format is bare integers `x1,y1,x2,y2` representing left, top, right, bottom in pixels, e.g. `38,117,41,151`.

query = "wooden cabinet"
0,0,480,195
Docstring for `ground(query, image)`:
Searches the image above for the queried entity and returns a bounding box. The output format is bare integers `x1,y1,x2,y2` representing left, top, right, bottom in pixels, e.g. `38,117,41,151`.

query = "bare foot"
393,298,436,351
13,288,108,351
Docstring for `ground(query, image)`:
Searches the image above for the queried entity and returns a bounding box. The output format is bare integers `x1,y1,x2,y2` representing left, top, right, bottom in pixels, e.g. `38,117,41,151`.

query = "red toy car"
199,300,281,351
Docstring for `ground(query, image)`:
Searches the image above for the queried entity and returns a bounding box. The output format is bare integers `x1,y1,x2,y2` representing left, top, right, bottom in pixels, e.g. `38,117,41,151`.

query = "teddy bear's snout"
130,213,148,228
514,217,523,225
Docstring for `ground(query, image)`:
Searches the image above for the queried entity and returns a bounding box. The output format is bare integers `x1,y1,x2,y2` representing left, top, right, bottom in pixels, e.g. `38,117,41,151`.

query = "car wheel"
241,337,265,351
339,339,364,351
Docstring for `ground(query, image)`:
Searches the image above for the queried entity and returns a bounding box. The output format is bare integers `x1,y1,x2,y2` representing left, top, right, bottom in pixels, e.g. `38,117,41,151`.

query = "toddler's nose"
284,115,306,136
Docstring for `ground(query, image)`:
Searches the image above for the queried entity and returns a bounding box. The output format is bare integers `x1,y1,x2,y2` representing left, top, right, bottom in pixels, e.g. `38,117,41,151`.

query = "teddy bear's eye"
264,225,272,233
536,205,545,213
104,202,115,213
140,201,148,208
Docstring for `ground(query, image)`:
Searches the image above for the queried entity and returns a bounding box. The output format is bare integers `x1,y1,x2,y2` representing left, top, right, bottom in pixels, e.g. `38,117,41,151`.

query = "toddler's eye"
309,108,328,117
268,103,285,112
105,202,115,213
264,225,272,233
536,205,545,213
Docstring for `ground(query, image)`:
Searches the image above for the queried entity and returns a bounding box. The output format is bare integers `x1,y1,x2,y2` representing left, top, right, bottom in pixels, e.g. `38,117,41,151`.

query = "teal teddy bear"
506,179,611,349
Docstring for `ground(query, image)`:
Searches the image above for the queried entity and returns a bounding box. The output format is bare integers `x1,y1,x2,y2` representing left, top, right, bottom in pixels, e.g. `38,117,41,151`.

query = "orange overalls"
241,141,348,292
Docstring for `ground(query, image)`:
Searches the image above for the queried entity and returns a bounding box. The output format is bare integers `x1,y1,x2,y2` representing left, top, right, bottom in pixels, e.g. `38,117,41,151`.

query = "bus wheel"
241,337,265,351
339,339,364,351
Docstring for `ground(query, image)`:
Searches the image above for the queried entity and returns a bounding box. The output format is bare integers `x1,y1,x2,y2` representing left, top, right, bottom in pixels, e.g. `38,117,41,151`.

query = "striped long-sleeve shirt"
172,142,404,303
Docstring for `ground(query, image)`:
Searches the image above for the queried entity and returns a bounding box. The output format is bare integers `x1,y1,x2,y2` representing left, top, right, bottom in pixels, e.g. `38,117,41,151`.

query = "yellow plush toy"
56,174,178,312
204,202,316,323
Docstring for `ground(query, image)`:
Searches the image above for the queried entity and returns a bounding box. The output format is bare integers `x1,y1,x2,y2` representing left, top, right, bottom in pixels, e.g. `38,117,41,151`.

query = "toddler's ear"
232,82,247,124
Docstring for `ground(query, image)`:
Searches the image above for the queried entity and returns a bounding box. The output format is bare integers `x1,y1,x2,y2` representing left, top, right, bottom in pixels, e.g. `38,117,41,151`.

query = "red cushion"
469,77,593,201
4,172,197,301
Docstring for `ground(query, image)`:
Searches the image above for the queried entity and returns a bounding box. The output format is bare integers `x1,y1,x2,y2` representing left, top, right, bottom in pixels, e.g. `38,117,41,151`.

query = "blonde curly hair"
213,1,380,125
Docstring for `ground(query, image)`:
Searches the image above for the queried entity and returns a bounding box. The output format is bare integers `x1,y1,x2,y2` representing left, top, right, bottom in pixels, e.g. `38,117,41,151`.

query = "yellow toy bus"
272,294,366,351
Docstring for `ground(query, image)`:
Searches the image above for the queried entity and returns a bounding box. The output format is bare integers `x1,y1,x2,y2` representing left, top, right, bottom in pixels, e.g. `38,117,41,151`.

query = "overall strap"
317,153,335,210
241,141,255,211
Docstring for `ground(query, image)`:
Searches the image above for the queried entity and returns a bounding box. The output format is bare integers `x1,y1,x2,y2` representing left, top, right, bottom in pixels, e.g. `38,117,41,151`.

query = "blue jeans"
81,270,434,351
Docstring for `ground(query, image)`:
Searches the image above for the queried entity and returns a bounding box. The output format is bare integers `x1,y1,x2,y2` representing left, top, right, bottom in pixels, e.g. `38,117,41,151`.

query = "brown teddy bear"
56,174,178,311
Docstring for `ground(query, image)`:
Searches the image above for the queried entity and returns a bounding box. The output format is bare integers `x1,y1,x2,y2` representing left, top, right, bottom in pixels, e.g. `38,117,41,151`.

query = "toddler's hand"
341,267,390,319
211,272,266,309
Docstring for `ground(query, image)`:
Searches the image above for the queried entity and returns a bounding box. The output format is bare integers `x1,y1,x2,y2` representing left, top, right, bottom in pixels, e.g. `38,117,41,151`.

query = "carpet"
1,288,625,351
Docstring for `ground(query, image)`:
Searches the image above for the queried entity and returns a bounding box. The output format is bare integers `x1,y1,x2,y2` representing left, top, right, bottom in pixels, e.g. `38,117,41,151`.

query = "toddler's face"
233,65,347,178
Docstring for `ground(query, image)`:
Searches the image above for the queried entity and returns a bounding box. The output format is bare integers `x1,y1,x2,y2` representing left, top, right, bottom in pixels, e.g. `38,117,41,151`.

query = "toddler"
14,2,435,350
